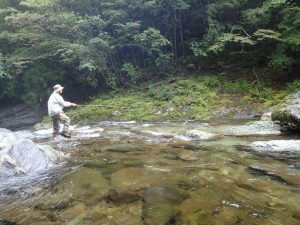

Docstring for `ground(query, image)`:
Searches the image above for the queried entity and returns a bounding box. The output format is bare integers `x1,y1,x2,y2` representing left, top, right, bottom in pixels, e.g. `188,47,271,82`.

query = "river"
0,120,299,225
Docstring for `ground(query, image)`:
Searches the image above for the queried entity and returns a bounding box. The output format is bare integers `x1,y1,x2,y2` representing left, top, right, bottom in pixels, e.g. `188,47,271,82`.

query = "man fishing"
47,84,77,138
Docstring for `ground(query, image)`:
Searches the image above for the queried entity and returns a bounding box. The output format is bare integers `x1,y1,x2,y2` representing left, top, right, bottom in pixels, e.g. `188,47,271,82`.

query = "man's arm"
55,93,76,107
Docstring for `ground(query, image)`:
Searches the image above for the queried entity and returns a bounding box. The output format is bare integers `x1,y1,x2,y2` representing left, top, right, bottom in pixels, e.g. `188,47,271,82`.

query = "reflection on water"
0,121,300,225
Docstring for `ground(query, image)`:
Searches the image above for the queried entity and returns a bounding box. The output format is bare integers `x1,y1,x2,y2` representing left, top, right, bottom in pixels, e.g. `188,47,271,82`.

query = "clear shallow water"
0,121,299,225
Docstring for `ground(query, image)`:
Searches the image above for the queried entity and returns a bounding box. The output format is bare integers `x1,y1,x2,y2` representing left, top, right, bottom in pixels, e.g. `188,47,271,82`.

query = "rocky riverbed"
0,120,299,225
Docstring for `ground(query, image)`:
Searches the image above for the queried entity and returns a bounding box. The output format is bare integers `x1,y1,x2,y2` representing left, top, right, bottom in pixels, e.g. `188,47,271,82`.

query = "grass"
60,73,300,124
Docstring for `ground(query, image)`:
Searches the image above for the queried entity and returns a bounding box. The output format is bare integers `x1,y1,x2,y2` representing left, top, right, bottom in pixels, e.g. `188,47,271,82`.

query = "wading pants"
51,112,70,134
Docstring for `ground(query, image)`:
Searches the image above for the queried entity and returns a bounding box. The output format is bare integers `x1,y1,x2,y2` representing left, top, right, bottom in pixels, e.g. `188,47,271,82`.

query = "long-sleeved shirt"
47,92,72,116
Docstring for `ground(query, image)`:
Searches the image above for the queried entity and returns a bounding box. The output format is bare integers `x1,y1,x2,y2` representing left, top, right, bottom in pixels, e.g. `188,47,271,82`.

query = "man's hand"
71,103,77,107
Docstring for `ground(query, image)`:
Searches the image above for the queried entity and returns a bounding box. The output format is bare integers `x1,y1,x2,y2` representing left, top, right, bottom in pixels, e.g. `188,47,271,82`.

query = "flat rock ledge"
238,140,300,159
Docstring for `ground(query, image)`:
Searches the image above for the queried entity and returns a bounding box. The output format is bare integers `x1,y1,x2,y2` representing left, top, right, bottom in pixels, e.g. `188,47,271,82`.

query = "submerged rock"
293,210,300,220
177,150,200,161
53,167,109,204
0,220,19,225
169,141,201,150
186,130,217,140
141,186,185,225
248,164,300,186
97,144,148,153
106,187,144,203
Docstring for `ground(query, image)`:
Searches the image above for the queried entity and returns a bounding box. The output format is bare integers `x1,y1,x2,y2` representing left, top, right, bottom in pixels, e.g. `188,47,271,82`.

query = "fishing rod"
77,104,107,107
77,104,127,109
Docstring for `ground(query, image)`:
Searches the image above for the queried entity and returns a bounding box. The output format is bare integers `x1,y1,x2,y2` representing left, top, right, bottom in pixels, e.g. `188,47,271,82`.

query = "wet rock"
0,104,45,130
248,165,300,186
178,191,219,215
32,221,55,225
33,122,52,131
106,187,144,203
0,128,18,150
261,112,272,121
141,186,185,225
84,160,107,169
111,168,165,189
8,140,62,174
143,203,177,225
0,220,19,225
212,207,239,224
271,91,300,131
240,140,300,159
292,210,300,220
122,159,144,167
54,167,109,204
36,192,74,211
219,121,281,136
186,130,217,140
236,179,270,193
97,144,148,153
89,200,143,225
1,140,63,179
177,150,200,161
0,155,26,177
141,186,186,205
59,203,87,222
169,141,201,150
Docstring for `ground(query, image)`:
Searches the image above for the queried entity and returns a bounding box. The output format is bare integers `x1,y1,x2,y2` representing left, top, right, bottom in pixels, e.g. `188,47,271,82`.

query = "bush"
201,75,221,88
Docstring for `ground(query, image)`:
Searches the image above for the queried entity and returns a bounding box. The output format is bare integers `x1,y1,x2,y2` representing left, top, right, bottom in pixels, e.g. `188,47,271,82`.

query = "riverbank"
68,73,300,124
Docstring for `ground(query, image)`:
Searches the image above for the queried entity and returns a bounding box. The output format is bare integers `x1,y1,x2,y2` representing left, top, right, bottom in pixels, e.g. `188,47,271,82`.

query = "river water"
0,121,299,225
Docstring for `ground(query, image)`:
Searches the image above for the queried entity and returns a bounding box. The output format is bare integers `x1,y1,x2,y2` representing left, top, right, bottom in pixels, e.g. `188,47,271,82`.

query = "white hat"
53,84,64,92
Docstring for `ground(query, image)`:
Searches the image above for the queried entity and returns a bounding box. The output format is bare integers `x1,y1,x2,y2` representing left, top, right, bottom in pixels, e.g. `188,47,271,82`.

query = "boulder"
8,140,62,173
240,140,300,159
0,104,45,130
271,91,300,131
261,112,272,121
0,139,63,178
0,128,18,150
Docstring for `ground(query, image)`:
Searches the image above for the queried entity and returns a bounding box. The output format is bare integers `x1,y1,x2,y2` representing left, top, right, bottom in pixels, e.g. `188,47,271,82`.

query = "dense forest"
0,0,299,106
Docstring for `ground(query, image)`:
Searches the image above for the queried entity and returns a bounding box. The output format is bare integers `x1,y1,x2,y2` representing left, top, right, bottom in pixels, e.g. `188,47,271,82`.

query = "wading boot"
52,132,59,137
61,132,71,138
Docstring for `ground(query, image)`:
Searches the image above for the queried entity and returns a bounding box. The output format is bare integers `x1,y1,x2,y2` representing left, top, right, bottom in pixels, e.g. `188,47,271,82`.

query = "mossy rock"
272,108,300,131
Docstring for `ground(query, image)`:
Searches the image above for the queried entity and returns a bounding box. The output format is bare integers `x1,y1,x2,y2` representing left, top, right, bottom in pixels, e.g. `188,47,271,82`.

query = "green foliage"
286,80,300,93
0,0,299,106
21,64,65,105
201,75,221,88
253,29,281,41
223,80,274,103
0,53,15,100
121,63,141,84
134,27,171,56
